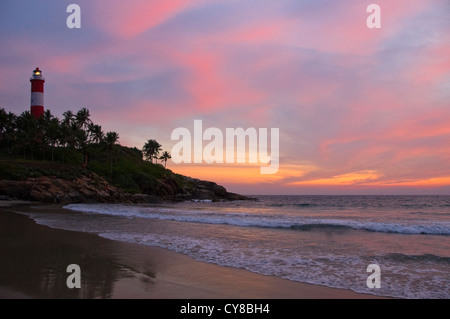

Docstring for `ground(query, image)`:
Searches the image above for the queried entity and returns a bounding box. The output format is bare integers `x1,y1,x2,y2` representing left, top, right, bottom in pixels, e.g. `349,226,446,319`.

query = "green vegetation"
142,139,162,163
0,107,177,195
159,151,172,168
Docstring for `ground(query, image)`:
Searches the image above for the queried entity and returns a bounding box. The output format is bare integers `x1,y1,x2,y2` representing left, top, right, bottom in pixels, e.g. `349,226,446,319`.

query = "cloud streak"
1,0,449,194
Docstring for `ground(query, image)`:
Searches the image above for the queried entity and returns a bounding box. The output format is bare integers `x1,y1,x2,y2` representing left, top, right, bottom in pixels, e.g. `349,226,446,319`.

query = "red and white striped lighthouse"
30,67,45,119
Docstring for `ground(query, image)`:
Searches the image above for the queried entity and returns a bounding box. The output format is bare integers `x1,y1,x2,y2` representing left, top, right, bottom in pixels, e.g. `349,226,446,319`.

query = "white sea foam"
98,230,450,299
24,196,450,299
64,203,450,235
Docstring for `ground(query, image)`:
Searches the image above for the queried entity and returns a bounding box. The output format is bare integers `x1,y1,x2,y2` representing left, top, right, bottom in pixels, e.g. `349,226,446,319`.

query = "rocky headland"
0,171,251,204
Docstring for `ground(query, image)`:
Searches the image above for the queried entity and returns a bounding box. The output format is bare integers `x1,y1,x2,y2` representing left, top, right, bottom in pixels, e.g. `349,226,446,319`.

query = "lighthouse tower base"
31,105,44,119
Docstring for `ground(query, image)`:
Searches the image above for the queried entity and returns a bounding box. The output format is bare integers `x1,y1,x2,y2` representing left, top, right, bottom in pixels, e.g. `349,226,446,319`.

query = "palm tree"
38,109,54,160
0,109,16,152
0,108,15,149
75,107,91,131
75,108,91,165
142,139,162,163
105,131,119,178
46,117,61,162
41,109,53,123
0,108,8,138
88,123,104,144
61,110,76,152
159,151,171,168
15,111,38,159
75,128,88,166
62,110,74,127
105,131,119,147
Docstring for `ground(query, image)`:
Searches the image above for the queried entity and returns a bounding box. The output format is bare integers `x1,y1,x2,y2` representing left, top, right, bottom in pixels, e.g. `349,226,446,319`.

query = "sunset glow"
1,0,449,194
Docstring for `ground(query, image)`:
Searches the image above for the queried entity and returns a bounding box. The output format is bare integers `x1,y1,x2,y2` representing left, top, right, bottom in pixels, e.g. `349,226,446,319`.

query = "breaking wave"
64,204,450,236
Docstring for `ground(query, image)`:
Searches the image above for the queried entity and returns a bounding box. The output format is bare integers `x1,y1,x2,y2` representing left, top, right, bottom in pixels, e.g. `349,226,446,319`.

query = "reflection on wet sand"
0,205,383,299
0,211,128,298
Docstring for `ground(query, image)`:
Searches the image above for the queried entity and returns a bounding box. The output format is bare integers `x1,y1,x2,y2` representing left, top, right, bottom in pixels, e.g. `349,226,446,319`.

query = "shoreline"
0,201,384,299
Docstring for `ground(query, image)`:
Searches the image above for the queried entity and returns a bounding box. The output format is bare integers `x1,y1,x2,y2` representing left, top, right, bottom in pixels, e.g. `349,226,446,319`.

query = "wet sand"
0,202,382,299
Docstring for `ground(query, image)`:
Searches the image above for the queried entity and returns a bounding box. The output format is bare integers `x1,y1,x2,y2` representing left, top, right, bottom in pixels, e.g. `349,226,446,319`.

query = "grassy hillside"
85,143,189,195
0,144,190,197
0,108,249,202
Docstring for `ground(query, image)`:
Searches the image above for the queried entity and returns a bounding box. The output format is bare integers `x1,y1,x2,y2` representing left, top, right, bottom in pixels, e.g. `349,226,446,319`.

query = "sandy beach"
0,202,382,299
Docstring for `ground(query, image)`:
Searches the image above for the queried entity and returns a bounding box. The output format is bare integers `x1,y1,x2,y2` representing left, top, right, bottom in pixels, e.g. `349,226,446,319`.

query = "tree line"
0,107,171,167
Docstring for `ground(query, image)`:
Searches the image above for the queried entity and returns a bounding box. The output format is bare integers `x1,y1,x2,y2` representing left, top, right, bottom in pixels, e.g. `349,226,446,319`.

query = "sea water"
24,195,450,298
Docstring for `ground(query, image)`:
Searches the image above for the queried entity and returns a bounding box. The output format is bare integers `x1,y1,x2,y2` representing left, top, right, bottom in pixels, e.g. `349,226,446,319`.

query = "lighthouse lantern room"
30,67,45,119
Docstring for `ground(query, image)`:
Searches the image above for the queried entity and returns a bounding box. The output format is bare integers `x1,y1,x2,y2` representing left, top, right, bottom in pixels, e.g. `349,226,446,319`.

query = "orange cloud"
286,170,450,189
169,163,310,186
288,170,383,186
383,176,450,187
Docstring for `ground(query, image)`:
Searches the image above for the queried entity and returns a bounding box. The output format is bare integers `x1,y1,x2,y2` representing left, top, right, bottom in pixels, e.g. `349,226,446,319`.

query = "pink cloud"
91,0,205,38
286,0,439,55
316,107,450,180
159,46,268,113
405,43,450,86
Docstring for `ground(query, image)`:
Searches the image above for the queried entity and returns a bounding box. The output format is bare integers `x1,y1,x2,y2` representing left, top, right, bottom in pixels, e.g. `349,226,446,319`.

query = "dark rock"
0,171,254,204
0,174,135,204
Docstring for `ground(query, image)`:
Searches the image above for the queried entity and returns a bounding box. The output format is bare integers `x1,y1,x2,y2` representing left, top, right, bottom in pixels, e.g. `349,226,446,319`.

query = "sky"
1,0,449,195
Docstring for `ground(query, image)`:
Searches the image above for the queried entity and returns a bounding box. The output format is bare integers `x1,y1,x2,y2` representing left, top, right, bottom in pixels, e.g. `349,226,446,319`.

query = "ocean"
23,195,450,298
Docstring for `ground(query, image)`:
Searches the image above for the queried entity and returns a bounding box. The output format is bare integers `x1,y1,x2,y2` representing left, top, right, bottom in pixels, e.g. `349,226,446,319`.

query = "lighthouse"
30,67,45,119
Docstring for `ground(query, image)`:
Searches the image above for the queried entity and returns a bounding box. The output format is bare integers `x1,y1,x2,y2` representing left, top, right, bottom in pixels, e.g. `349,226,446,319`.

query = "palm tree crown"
159,151,172,168
142,139,162,163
